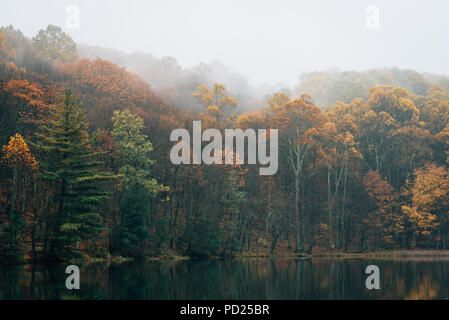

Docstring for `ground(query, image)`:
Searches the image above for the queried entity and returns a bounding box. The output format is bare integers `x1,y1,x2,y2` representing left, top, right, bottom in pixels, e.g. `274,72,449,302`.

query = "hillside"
1,24,449,264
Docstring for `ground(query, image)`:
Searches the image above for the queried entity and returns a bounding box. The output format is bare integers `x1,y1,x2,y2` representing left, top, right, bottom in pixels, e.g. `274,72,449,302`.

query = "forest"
1,24,449,264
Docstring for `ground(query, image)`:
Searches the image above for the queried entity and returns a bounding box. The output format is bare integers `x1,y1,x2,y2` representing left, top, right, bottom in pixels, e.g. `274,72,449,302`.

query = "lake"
1,258,449,300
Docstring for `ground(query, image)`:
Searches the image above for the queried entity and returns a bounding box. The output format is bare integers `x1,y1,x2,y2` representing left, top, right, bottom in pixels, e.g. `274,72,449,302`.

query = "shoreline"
75,249,449,264
235,249,449,259
17,249,449,266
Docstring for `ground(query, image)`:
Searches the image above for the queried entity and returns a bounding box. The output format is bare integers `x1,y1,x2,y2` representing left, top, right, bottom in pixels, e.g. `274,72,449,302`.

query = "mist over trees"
295,69,449,109
1,24,449,264
77,43,287,113
78,42,449,114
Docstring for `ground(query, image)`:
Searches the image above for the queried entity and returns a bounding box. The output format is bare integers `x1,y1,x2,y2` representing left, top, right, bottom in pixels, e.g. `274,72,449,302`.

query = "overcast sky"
1,0,448,86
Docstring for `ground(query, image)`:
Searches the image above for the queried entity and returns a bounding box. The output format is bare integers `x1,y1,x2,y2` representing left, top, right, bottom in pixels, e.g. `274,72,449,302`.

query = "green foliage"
33,89,116,261
114,185,149,251
32,25,77,63
111,109,164,194
186,212,222,258
0,213,27,265
111,109,164,253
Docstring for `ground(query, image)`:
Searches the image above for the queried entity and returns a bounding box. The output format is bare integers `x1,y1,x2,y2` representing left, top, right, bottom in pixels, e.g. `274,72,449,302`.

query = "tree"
401,164,449,248
270,95,326,252
0,133,38,263
0,28,16,63
193,83,237,120
32,25,77,63
57,58,165,130
0,79,49,144
362,171,398,249
33,89,116,261
111,109,165,254
267,92,290,109
220,169,247,255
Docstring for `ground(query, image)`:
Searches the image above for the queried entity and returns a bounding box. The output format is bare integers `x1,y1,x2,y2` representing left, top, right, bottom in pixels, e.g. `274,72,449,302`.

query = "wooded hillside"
1,25,449,264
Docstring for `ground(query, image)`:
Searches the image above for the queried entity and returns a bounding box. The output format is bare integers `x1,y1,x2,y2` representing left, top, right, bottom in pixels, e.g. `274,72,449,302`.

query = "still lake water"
1,258,449,300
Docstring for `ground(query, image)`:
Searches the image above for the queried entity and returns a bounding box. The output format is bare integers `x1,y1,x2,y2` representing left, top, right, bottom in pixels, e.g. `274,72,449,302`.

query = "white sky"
1,0,448,86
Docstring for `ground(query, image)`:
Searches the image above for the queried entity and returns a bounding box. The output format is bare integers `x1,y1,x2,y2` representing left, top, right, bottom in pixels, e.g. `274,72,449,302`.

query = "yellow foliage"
2,133,38,171
192,83,238,118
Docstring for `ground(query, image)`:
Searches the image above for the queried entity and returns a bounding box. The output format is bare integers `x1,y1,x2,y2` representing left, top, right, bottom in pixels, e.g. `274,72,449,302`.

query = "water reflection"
1,258,448,300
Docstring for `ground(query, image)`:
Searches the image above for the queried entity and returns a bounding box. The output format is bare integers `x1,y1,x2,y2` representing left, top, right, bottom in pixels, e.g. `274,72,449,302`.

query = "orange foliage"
2,133,38,172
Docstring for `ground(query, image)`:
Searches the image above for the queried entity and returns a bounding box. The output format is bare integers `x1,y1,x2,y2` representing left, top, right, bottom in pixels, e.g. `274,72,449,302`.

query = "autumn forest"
1,24,449,265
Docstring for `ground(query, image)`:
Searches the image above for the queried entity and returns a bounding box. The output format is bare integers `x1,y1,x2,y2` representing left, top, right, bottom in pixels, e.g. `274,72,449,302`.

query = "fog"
1,0,448,87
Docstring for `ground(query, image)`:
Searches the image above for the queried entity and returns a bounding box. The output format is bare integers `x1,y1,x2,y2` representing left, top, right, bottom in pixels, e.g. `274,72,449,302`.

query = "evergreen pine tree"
33,89,116,261
116,185,149,247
